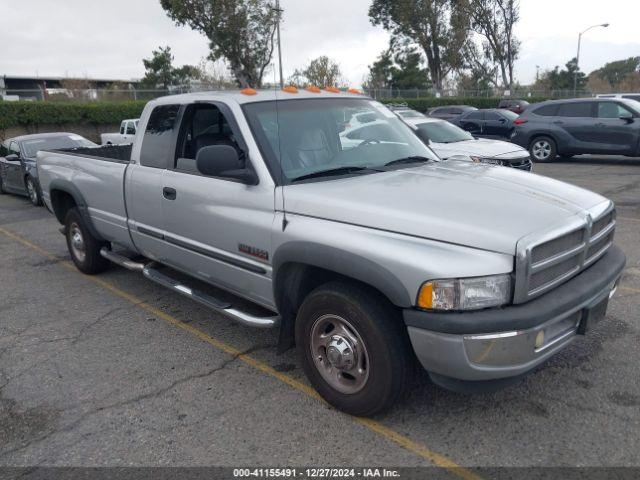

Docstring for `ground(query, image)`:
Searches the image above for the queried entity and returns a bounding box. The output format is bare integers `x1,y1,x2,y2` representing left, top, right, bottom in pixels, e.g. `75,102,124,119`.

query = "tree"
291,56,343,87
589,56,640,89
364,38,431,91
457,0,520,89
539,58,586,91
160,0,279,88
369,0,468,91
142,46,175,89
458,40,499,91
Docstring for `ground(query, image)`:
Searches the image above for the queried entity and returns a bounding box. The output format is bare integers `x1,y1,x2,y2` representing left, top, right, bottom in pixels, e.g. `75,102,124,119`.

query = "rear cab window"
140,104,181,168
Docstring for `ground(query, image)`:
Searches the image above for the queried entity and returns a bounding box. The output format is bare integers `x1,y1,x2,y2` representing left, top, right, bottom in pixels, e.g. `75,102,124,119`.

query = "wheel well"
50,189,77,224
274,262,398,352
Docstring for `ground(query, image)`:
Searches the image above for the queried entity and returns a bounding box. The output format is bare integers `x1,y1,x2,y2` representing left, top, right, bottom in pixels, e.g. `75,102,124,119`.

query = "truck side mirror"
5,154,20,162
619,112,634,123
195,145,258,185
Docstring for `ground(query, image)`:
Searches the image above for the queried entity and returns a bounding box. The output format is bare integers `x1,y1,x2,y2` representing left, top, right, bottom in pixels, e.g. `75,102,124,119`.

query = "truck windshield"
243,98,439,183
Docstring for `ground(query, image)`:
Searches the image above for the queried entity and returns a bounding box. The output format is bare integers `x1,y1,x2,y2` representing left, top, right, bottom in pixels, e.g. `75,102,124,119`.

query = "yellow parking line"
0,226,481,480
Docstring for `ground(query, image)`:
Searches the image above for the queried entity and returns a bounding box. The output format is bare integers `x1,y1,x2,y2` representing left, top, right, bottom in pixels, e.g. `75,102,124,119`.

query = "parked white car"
100,119,139,145
403,117,533,171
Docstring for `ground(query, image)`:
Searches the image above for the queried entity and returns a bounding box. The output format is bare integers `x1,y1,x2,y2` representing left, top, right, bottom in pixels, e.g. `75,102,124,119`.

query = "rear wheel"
529,136,557,162
296,281,413,416
65,208,110,274
25,176,42,206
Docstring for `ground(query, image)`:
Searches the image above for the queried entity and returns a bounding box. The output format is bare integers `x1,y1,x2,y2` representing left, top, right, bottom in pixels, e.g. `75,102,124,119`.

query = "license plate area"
577,295,609,335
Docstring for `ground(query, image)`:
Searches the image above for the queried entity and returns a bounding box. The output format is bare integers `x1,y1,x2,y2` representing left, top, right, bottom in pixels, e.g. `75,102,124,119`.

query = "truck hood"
432,138,528,161
283,161,608,255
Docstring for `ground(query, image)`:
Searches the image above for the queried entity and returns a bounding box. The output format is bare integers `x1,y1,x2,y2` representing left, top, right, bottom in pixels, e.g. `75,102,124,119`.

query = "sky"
1,0,639,88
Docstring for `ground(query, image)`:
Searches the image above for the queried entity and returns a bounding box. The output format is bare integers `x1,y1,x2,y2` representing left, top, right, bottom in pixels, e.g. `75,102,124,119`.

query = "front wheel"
529,136,557,162
296,281,413,416
65,208,110,274
25,176,42,206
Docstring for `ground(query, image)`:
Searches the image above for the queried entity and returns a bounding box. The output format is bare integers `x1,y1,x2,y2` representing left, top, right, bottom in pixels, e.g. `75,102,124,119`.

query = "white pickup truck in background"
100,119,139,145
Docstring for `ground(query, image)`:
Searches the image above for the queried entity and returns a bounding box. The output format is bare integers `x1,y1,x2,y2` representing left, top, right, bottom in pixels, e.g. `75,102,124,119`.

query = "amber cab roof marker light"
324,86,341,93
282,85,299,93
306,86,321,93
347,88,362,95
240,88,258,96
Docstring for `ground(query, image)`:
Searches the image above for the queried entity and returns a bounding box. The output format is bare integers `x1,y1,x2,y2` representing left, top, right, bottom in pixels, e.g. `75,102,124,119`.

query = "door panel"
592,102,638,154
161,170,276,308
125,164,168,260
556,102,596,152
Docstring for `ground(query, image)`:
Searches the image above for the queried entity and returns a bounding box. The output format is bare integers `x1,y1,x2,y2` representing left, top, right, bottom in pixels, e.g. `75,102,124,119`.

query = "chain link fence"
1,86,601,102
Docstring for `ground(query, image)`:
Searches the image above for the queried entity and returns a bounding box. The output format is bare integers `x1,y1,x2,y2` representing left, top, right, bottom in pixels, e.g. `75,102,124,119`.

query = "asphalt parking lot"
1,156,639,476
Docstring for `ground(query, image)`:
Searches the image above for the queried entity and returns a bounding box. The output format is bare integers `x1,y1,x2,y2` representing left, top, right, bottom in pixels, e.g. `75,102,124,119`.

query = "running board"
100,248,146,272
99,248,279,329
142,266,279,329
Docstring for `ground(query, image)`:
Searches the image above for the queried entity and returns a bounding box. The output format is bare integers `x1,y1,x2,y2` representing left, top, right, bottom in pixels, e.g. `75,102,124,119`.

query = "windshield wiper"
290,166,378,183
383,156,432,168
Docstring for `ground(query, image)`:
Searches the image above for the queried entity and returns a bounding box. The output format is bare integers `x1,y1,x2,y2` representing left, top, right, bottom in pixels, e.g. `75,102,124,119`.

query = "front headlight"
417,274,511,311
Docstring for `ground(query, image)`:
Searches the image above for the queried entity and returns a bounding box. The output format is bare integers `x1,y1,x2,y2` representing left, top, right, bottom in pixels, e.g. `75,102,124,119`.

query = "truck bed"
37,146,133,249
53,144,132,163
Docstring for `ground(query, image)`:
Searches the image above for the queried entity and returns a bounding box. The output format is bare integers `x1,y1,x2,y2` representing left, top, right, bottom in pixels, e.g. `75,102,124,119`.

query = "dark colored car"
454,108,519,139
427,105,478,123
510,98,640,162
498,98,530,115
0,133,96,205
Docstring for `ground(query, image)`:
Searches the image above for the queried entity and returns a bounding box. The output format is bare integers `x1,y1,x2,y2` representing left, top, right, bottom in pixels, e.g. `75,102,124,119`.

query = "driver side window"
174,104,241,174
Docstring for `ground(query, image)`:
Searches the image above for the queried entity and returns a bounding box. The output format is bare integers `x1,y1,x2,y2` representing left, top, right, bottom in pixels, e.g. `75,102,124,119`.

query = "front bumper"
404,245,626,382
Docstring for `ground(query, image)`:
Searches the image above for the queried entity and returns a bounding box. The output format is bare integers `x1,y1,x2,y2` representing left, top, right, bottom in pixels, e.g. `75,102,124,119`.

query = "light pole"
574,23,609,95
275,0,284,88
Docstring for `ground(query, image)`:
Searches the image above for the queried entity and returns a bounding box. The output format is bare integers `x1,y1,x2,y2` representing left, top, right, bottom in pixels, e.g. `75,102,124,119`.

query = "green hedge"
0,101,147,130
380,97,549,112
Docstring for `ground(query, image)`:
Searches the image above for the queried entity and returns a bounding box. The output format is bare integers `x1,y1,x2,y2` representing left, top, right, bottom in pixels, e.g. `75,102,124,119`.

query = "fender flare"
272,241,413,308
49,179,104,241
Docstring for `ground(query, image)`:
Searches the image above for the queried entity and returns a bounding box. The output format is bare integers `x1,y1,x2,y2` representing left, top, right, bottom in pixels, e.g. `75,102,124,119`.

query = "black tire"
295,281,413,416
529,136,557,163
0,175,5,194
25,176,42,206
64,208,110,274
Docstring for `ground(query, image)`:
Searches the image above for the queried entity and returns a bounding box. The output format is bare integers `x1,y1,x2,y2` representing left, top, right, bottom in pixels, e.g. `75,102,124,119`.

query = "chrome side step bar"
99,248,279,329
100,248,146,272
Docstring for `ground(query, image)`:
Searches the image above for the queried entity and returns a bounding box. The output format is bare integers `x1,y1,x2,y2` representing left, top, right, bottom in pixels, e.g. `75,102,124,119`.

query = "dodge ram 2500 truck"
38,90,626,416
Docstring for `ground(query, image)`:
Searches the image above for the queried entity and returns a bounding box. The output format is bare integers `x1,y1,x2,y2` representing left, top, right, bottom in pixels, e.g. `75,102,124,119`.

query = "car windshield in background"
415,121,474,143
243,98,439,183
398,110,425,119
22,136,96,158
500,110,519,120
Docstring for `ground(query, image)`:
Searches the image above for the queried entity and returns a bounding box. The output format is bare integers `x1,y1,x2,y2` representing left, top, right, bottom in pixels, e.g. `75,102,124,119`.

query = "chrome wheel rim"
69,223,86,263
532,140,552,160
310,314,370,394
26,179,37,203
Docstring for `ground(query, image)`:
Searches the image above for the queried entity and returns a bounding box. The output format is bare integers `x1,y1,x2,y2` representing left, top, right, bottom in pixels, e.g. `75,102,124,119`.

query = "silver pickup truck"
38,90,626,416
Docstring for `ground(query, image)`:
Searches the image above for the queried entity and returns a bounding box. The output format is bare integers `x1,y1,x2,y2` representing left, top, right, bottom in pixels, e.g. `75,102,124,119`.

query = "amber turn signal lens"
324,86,341,93
417,282,434,309
240,88,258,96
306,86,321,93
347,88,361,94
282,85,299,93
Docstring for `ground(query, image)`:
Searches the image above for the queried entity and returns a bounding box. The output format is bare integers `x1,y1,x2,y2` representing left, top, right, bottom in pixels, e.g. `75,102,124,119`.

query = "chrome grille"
531,229,585,263
514,203,616,303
